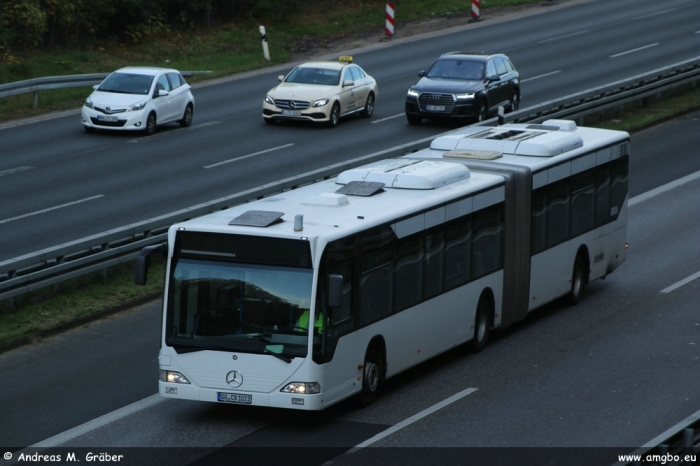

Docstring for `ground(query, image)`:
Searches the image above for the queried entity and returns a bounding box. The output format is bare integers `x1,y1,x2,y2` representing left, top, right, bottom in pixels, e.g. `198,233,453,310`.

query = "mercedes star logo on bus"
226,370,243,388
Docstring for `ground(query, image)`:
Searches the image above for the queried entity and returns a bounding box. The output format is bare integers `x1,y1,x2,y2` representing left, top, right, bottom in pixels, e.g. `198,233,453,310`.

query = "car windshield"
285,67,340,85
427,60,484,80
97,72,154,95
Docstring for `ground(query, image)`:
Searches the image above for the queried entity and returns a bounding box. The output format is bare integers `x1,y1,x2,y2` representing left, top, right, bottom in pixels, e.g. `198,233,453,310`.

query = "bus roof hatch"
431,125,583,157
336,160,469,190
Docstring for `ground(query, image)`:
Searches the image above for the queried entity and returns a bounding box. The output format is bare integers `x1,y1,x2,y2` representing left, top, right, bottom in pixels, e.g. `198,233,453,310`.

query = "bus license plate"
426,105,445,111
97,115,118,122
281,110,301,116
217,392,252,404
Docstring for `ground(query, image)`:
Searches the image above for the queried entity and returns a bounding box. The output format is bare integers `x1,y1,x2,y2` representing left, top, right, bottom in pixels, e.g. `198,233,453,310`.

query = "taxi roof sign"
338,56,353,63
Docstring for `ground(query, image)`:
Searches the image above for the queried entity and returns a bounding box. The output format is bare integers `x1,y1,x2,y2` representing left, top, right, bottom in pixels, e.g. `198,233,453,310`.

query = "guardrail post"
33,90,39,108
53,256,65,293
101,243,109,281
683,427,695,462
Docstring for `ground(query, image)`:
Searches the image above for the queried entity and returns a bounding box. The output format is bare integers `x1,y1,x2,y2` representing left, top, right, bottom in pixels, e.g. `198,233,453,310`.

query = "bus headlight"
160,370,191,384
280,382,320,394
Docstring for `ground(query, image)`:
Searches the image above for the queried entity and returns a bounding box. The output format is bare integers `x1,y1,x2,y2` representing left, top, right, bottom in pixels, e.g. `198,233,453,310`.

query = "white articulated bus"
135,119,629,410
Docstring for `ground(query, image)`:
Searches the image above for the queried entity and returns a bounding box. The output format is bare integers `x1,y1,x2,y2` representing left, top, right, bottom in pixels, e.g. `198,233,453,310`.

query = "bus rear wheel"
470,295,492,353
567,254,588,305
356,346,382,408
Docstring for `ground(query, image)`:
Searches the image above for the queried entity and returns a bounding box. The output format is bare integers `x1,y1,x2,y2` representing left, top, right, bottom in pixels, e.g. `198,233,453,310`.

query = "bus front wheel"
470,295,492,353
356,346,382,408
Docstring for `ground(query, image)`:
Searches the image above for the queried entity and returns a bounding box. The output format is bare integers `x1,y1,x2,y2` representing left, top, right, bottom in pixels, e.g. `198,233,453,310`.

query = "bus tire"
356,346,382,408
567,254,588,306
470,295,492,353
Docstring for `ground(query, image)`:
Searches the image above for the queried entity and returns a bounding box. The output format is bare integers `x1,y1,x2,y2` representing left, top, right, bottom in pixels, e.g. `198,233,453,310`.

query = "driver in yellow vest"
296,310,324,333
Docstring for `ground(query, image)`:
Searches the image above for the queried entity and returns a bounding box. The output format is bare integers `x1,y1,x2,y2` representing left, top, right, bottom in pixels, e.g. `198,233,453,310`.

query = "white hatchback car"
81,66,194,135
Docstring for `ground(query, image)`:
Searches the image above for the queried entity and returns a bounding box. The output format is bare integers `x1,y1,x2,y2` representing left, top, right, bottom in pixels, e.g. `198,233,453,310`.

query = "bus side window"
394,235,423,312
360,248,392,325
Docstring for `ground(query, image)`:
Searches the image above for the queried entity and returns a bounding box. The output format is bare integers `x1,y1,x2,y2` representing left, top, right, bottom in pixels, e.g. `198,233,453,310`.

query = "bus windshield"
165,258,314,359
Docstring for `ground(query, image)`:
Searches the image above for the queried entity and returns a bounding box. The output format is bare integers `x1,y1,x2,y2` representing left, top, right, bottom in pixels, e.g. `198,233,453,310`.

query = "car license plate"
97,115,118,122
426,105,446,111
281,110,301,116
217,392,252,404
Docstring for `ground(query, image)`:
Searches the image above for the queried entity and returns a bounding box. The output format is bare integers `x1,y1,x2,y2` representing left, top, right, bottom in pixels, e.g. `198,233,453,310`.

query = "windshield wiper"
173,345,211,353
173,343,233,354
264,348,292,364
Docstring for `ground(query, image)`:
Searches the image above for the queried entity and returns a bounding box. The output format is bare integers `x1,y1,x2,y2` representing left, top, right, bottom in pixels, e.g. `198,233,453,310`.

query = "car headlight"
407,89,419,97
312,98,329,107
265,94,275,105
280,382,320,394
160,370,191,384
456,92,475,99
84,97,94,109
127,101,147,112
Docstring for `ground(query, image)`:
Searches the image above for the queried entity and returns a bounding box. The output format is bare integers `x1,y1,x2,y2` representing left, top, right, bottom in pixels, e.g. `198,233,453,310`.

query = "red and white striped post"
385,3,395,38
469,0,481,23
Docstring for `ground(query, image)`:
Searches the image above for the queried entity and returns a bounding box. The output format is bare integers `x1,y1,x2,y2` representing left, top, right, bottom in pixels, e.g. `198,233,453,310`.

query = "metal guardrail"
1,57,699,304
613,409,700,465
0,71,212,108
508,56,700,125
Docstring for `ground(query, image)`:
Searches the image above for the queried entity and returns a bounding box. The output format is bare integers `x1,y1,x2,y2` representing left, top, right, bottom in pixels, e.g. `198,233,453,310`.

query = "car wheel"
470,294,492,353
179,104,193,127
476,101,487,122
144,112,157,136
360,93,375,118
327,103,340,128
355,345,382,408
567,253,588,305
84,126,96,133
406,113,422,125
509,92,520,113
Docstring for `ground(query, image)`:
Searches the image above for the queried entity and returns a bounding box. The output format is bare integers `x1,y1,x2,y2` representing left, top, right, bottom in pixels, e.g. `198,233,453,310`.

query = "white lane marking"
661,271,700,294
127,121,223,143
6,394,167,464
538,30,589,43
0,166,32,177
521,70,561,83
628,169,700,206
372,113,405,123
0,195,104,225
347,387,478,452
204,143,294,168
632,8,678,21
610,43,658,58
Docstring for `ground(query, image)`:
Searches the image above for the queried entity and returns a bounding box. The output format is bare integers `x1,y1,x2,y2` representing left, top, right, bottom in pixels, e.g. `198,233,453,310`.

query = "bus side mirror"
134,243,167,285
327,274,343,308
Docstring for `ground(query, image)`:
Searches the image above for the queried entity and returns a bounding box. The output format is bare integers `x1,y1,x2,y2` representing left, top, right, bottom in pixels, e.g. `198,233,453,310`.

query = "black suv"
405,52,520,125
